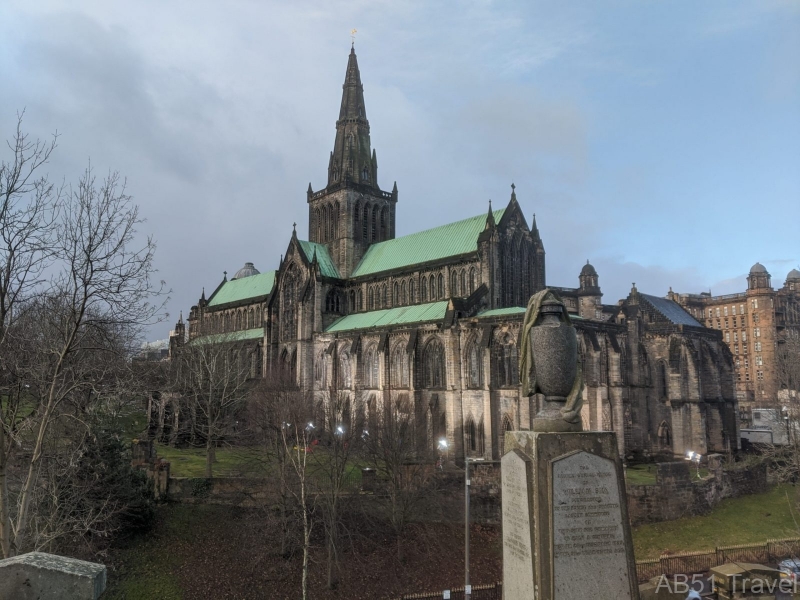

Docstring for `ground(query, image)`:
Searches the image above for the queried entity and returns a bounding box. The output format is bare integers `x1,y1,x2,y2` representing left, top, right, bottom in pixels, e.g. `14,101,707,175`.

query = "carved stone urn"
529,299,582,432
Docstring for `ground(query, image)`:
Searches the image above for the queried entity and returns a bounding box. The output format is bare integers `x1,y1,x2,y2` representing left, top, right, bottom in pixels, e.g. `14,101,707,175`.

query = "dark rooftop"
640,293,703,327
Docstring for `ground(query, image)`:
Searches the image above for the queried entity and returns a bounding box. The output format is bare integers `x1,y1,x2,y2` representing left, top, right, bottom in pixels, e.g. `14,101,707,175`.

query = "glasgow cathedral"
169,46,739,462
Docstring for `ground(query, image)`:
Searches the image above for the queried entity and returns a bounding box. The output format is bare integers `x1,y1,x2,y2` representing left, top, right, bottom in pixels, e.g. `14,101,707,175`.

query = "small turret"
747,262,772,291
577,260,602,319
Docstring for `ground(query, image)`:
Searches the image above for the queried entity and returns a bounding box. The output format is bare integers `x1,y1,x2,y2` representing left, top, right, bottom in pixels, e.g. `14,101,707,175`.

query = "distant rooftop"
640,293,703,327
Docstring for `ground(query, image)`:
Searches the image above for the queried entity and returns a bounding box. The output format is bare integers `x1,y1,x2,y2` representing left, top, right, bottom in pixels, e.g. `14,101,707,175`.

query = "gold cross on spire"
351,28,357,45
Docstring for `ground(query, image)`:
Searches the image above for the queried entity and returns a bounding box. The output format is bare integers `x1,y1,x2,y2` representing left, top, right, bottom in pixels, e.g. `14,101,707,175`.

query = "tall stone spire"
327,46,377,188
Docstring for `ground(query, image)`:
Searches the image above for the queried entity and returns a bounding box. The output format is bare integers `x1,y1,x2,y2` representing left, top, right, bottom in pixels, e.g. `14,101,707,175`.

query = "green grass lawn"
155,444,268,478
633,484,800,560
626,464,658,485
156,443,365,486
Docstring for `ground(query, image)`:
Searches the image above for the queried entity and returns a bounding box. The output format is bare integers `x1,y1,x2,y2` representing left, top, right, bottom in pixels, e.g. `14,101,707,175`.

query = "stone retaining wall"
466,456,769,527
143,445,767,528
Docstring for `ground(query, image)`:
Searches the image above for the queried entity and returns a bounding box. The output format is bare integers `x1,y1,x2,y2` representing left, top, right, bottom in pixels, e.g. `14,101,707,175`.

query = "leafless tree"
172,337,254,477
311,387,365,590
0,114,62,557
362,394,439,563
0,117,164,556
778,331,800,396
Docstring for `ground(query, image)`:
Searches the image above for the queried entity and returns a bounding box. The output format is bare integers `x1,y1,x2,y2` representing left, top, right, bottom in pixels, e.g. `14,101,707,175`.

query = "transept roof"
298,240,341,279
351,209,506,277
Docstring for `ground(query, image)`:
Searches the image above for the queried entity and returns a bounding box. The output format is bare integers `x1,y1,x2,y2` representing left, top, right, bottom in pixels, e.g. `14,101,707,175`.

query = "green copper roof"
188,328,264,346
477,307,527,317
208,271,276,307
351,209,506,277
298,241,341,279
326,301,450,333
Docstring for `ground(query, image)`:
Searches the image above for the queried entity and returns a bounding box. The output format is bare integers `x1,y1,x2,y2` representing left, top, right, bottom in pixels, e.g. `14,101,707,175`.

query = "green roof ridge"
188,327,264,345
208,271,276,307
477,306,527,318
351,209,506,277
325,301,450,333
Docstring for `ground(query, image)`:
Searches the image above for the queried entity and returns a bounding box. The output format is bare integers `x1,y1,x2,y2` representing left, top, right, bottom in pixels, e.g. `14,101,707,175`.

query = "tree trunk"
0,425,11,558
206,437,215,478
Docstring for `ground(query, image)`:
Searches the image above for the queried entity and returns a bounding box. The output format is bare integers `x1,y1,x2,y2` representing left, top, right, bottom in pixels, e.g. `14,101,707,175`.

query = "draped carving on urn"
520,289,584,432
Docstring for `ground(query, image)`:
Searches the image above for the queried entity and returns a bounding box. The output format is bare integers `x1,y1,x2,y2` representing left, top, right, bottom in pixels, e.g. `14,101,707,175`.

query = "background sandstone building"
167,47,739,462
671,265,800,418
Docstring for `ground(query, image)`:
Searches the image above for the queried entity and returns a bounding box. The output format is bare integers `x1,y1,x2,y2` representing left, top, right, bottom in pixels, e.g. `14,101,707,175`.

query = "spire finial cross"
511,183,515,191
293,222,297,232
351,28,357,45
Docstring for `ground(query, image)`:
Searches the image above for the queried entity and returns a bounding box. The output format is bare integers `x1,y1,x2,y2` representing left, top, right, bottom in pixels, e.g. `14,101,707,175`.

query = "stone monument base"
502,431,639,600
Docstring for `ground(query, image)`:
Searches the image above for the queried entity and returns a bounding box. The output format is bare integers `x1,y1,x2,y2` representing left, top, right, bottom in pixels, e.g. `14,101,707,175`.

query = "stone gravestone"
551,450,634,598
501,289,639,599
0,551,106,600
501,449,536,599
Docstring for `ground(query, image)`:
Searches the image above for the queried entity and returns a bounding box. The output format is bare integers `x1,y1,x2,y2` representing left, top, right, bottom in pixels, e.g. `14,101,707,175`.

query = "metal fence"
398,538,800,597
397,583,502,600
635,537,800,583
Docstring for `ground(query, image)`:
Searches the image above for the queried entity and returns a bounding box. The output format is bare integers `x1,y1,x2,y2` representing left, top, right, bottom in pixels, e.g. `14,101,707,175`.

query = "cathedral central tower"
306,46,397,278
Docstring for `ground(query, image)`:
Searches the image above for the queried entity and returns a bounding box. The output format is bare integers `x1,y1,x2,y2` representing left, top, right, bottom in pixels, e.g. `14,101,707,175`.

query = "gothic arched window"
391,345,410,388
354,201,361,240
349,290,356,312
460,269,467,296
364,345,380,388
326,290,341,313
494,335,519,387
657,361,669,400
393,282,399,306
363,204,369,240
438,274,444,298
315,208,321,240
368,287,374,310
409,279,415,303
380,207,387,240
422,338,446,389
333,201,340,239
401,281,407,305
371,207,378,242
315,352,327,386
381,283,387,308
421,277,428,302
469,267,477,294
466,418,477,453
338,352,352,388
429,275,436,300
466,338,482,388
451,271,458,296
358,289,363,310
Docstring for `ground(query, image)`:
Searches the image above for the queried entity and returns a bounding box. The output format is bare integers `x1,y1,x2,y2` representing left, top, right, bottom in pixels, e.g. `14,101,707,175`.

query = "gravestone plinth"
502,431,639,600
0,551,106,600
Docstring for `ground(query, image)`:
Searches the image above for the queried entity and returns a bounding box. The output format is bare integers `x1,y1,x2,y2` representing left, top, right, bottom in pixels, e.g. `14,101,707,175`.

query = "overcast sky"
2,0,798,341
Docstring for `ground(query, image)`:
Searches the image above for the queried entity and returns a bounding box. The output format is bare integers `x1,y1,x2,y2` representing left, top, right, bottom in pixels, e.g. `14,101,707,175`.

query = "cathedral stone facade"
173,47,739,462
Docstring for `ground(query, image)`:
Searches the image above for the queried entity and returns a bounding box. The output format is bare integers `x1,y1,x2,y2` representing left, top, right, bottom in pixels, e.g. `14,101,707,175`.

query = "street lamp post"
464,456,484,599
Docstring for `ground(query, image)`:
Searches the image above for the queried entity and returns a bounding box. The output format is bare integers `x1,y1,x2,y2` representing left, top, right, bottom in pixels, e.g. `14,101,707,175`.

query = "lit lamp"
438,438,448,468
685,450,702,478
